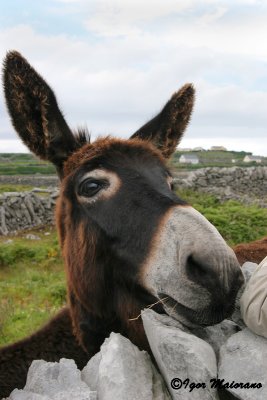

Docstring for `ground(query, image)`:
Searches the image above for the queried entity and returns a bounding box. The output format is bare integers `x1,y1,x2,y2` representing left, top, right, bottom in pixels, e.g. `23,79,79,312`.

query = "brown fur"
233,237,267,265
131,83,195,158
0,51,244,399
3,51,88,174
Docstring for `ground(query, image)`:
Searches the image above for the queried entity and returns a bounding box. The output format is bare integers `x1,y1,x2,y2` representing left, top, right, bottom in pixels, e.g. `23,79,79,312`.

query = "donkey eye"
78,179,104,197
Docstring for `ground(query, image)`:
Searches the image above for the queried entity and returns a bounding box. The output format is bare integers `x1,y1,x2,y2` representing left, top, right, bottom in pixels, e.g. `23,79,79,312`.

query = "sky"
1,0,267,155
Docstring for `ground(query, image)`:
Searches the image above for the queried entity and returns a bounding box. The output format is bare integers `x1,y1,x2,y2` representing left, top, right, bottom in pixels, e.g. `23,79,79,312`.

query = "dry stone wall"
175,166,267,202
0,175,59,187
0,189,58,235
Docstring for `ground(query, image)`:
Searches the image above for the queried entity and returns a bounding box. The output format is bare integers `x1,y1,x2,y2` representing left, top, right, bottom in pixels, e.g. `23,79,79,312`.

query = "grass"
0,184,35,194
0,227,65,346
0,153,56,175
0,164,56,175
1,151,267,175
169,149,267,170
1,190,267,346
177,189,267,245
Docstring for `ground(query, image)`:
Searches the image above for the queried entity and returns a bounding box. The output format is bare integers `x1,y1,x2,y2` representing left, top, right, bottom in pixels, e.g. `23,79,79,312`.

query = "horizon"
0,146,263,158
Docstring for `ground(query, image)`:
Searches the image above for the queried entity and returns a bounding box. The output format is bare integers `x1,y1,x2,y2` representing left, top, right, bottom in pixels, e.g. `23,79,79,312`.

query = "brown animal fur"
1,51,195,397
0,51,245,399
131,83,195,158
233,237,267,265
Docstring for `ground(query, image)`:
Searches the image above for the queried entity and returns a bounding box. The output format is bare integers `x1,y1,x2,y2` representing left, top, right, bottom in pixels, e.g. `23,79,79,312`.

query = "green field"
0,153,56,175
1,189,267,347
0,184,36,194
1,150,267,175
170,149,267,170
0,227,65,346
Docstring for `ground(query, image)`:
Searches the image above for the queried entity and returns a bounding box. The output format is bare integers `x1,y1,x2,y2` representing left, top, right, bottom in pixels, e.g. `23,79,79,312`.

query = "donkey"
0,51,244,397
234,237,267,265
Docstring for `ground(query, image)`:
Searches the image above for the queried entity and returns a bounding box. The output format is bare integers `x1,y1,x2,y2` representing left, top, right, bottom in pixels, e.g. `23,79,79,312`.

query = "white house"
178,147,192,152
210,146,227,151
179,154,199,164
243,155,262,163
193,147,205,152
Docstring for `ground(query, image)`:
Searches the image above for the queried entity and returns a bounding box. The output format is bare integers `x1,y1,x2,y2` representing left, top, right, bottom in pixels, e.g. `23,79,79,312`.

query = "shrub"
177,189,267,245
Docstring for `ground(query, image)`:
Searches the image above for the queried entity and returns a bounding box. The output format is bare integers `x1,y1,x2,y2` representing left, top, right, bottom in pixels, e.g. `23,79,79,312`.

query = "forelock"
62,137,166,177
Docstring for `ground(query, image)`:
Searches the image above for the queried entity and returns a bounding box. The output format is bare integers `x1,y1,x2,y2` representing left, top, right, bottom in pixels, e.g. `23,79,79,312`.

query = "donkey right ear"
131,84,195,159
3,51,78,174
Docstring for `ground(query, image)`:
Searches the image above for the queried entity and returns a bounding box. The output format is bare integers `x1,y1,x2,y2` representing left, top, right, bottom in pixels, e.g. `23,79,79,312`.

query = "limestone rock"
218,328,267,399
82,332,170,400
81,352,101,391
230,262,258,328
191,319,240,360
0,206,8,235
7,389,49,399
3,239,13,244
24,234,41,240
8,335,170,400
142,309,219,400
8,358,96,400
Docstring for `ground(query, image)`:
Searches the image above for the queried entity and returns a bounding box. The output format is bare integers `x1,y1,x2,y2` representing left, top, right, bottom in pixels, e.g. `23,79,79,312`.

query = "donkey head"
3,51,244,352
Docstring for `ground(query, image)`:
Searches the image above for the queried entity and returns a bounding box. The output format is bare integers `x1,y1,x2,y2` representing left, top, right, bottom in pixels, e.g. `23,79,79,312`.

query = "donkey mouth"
158,293,234,328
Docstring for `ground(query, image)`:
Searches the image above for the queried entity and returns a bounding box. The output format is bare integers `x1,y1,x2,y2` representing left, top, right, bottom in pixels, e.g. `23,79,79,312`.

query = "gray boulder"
142,309,219,400
230,262,258,329
218,328,267,400
191,320,240,361
82,332,170,400
7,334,169,400
81,351,101,392
241,262,258,283
8,390,49,400
7,358,96,400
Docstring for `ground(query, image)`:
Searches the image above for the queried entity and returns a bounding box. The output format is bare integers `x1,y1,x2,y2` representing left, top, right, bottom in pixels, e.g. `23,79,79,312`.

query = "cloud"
0,140,28,153
55,0,83,2
199,6,228,25
84,0,193,37
1,1,267,155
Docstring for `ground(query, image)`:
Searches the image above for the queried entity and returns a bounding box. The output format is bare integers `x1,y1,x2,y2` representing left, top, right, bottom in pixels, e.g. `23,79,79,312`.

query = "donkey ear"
3,51,78,173
131,84,195,158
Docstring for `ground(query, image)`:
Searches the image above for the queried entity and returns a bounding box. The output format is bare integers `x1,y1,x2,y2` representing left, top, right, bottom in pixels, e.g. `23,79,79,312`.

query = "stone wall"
174,166,267,203
175,165,267,196
0,189,58,235
0,174,59,187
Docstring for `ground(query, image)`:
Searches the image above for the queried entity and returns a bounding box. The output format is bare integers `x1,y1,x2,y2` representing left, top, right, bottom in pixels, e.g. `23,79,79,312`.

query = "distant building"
243,155,262,163
210,146,227,151
179,154,199,164
193,147,205,152
178,148,192,152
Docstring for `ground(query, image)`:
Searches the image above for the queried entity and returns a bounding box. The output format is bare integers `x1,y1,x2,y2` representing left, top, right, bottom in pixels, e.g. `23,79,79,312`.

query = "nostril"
186,255,216,286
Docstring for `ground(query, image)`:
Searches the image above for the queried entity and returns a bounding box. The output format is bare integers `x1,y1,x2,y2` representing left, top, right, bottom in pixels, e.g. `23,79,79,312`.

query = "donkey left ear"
131,84,195,158
3,51,78,174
